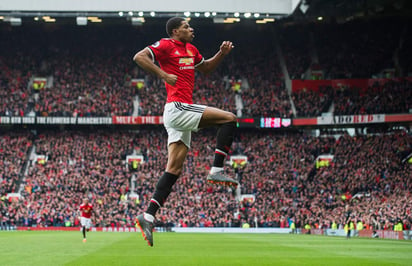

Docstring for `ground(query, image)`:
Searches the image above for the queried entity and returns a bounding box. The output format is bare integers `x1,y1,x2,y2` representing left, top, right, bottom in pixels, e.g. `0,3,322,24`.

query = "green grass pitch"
0,231,411,265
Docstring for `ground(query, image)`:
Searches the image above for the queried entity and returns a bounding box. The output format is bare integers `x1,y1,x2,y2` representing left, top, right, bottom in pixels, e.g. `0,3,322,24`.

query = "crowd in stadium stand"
292,79,412,117
0,26,142,117
136,75,166,116
11,131,139,227
0,132,31,197
33,55,136,117
1,17,412,232
333,79,412,115
313,19,402,79
241,72,292,118
1,129,411,231
0,48,32,117
292,86,335,117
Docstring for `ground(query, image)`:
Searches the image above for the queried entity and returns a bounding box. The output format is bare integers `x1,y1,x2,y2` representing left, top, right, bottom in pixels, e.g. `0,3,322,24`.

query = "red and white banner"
0,114,410,127
317,114,385,125
293,114,412,126
17,227,79,231
358,230,406,240
112,116,163,125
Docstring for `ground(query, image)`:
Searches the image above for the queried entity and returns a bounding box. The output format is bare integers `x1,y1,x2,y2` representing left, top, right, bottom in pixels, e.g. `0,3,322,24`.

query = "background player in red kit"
133,17,237,246
79,198,93,242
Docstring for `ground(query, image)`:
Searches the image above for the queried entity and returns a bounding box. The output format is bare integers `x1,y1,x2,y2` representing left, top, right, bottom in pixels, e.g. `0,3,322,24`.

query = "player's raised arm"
133,48,177,86
196,41,234,75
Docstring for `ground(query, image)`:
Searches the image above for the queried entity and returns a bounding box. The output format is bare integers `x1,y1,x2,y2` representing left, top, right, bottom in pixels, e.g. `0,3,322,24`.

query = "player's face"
175,21,194,43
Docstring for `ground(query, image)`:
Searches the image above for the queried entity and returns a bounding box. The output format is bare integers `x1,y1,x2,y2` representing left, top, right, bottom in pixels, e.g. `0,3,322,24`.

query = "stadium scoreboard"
236,117,291,128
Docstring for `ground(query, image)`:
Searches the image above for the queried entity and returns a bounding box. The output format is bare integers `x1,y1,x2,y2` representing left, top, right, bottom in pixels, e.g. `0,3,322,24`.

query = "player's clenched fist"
220,41,234,55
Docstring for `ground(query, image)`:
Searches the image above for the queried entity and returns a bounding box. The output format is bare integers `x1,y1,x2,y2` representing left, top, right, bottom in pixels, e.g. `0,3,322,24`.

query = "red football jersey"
79,203,93,218
148,38,204,104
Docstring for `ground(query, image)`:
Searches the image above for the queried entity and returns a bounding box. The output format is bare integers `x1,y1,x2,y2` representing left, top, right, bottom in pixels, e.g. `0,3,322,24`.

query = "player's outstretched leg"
207,121,238,187
136,214,154,247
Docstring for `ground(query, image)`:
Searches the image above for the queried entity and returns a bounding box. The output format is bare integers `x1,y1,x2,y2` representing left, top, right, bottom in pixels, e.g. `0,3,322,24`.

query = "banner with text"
1,114,410,127
317,114,385,125
112,116,163,125
0,116,162,125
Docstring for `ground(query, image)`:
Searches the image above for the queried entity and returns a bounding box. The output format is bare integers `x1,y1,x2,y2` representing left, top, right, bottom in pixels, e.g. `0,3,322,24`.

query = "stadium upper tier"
0,16,411,119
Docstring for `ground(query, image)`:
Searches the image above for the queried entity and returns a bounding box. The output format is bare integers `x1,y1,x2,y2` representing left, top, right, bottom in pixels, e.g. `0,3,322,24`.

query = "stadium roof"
0,0,301,19
1,1,410,27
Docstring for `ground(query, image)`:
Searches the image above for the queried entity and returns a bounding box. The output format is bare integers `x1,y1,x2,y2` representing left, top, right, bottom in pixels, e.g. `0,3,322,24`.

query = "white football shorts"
80,217,92,229
163,102,206,148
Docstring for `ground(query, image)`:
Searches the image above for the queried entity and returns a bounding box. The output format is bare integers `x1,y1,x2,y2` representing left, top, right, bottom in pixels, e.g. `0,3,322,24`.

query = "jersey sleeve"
147,39,169,62
192,45,204,67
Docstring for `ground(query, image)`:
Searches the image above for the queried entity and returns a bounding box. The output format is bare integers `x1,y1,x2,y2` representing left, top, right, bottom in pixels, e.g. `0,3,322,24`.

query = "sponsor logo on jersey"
179,57,194,65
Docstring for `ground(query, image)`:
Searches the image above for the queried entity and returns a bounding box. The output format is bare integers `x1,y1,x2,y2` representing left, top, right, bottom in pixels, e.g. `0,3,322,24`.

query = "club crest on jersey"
179,57,194,65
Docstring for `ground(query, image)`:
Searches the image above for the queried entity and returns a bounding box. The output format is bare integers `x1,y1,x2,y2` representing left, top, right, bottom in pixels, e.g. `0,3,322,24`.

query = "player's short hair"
166,17,185,37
